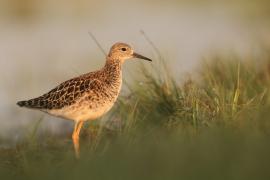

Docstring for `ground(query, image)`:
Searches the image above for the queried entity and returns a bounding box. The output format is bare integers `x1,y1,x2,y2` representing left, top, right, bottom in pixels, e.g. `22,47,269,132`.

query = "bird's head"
108,42,152,63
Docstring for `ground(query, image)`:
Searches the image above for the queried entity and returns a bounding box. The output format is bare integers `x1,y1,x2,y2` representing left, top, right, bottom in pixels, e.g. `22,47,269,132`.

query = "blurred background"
0,0,270,143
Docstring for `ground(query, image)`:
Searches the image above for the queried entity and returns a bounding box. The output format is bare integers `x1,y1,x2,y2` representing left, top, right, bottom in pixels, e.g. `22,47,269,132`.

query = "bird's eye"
121,48,127,51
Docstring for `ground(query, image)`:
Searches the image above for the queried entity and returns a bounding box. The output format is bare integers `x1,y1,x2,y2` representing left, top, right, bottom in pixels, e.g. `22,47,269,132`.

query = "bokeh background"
1,0,270,143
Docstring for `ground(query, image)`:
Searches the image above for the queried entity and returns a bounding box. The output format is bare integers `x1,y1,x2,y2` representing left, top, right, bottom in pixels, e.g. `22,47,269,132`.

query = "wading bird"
17,42,152,158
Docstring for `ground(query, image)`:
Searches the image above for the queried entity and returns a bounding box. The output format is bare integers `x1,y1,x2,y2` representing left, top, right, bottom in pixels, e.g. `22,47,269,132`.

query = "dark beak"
133,52,152,61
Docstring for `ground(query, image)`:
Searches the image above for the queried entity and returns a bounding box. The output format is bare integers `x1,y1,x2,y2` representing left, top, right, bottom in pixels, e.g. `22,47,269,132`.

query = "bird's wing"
17,74,102,110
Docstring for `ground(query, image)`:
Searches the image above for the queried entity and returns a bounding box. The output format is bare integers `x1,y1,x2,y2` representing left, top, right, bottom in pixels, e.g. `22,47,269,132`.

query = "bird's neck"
103,58,123,84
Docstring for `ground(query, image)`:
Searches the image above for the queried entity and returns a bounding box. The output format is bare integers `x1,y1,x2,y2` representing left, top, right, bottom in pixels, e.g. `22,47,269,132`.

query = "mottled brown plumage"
17,42,152,158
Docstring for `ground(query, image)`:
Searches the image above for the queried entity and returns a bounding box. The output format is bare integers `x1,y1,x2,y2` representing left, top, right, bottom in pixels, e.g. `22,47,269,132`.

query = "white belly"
47,96,116,122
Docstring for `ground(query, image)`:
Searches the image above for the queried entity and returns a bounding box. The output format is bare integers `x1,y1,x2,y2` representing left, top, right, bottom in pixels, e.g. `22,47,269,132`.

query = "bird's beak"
133,52,152,61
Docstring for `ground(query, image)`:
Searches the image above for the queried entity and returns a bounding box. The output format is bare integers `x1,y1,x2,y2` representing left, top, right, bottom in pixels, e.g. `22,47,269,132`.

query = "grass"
1,47,270,179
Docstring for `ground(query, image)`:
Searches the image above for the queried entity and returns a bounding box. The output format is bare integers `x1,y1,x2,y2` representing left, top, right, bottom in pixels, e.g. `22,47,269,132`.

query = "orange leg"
72,121,84,158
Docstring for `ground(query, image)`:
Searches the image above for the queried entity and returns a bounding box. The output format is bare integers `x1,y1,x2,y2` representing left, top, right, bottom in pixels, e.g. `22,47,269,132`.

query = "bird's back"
17,71,99,109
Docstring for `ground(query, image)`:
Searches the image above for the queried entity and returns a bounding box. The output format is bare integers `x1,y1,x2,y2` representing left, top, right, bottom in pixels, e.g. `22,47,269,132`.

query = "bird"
17,42,152,158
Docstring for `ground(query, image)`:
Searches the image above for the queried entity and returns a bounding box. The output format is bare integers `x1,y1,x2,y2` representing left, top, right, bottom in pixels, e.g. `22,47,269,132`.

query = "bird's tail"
17,99,41,109
17,100,30,107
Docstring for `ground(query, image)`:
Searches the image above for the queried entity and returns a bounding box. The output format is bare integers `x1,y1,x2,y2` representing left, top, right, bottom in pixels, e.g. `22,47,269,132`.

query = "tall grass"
114,50,270,132
1,48,270,179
